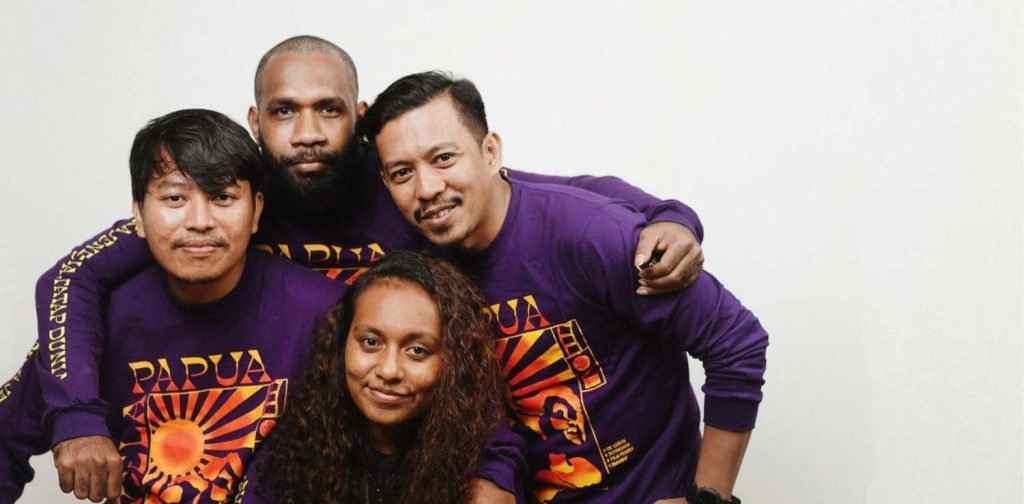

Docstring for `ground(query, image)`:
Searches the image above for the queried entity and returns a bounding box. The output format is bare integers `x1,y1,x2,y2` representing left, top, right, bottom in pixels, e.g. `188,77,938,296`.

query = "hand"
467,477,516,504
53,435,123,502
635,222,704,295
654,499,687,503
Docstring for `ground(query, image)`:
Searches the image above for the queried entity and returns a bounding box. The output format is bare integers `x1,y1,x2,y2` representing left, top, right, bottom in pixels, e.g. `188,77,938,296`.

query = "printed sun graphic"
120,380,287,502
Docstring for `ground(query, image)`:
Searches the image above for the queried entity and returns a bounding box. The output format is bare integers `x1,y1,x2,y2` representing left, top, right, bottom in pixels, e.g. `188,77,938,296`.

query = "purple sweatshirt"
23,154,702,496
1,251,342,502
437,179,768,503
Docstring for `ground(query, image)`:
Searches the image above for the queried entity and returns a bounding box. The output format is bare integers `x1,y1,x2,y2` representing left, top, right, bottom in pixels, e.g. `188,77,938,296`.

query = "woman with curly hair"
243,251,509,503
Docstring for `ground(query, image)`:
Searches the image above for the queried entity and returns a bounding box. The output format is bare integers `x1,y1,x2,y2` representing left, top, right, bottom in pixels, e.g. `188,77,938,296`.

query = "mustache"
414,196,463,222
172,235,229,248
277,147,342,166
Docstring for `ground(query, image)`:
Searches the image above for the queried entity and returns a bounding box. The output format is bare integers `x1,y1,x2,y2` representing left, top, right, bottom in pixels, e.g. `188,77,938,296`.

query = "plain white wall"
1,1,1020,502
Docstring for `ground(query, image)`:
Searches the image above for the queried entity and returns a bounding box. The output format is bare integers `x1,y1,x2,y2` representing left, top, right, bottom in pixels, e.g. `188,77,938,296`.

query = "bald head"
254,35,358,103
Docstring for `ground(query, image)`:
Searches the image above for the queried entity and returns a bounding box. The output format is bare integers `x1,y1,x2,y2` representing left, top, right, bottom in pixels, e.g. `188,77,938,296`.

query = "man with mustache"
0,109,344,502
362,71,769,504
26,36,706,501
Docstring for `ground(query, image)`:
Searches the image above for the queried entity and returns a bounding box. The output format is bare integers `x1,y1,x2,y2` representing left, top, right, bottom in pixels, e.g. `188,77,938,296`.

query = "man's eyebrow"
426,142,460,157
154,180,188,190
315,97,348,111
382,142,461,172
265,97,298,108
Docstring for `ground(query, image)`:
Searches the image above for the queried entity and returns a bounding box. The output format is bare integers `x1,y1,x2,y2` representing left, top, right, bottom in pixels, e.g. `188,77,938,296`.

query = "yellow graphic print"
253,241,386,284
120,350,285,503
490,296,610,503
0,342,40,406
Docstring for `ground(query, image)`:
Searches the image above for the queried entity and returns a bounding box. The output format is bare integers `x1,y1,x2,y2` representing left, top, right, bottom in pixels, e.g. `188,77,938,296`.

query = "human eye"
163,194,186,207
406,345,431,360
320,104,344,117
359,336,381,350
389,167,414,184
271,106,294,118
211,192,237,205
435,152,456,165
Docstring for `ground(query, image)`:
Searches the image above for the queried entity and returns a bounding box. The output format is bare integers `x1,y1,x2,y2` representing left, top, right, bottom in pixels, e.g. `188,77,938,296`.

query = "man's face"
345,278,442,449
132,167,263,302
248,51,363,206
376,94,504,251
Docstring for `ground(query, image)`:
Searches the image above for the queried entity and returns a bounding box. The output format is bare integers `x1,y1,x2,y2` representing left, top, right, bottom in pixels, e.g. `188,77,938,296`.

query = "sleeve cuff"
647,203,704,244
50,410,111,447
703,395,760,432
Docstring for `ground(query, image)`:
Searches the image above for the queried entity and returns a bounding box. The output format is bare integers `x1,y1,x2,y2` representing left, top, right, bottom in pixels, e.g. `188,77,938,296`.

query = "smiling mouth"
174,240,225,256
368,387,411,405
416,203,457,225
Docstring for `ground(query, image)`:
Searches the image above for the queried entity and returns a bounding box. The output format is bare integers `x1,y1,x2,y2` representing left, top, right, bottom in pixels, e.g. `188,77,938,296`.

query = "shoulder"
512,180,644,248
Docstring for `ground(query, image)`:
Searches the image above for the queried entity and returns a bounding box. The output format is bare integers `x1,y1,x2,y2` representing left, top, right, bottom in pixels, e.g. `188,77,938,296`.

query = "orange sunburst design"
315,266,371,285
495,319,609,503
121,379,288,503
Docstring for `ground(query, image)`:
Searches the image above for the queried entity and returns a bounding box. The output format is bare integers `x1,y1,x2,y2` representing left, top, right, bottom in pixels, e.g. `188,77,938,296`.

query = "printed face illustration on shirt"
487,295,621,503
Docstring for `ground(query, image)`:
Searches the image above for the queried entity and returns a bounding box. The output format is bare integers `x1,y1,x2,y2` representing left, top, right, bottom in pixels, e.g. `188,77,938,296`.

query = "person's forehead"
379,95,470,145
146,169,247,192
260,51,356,102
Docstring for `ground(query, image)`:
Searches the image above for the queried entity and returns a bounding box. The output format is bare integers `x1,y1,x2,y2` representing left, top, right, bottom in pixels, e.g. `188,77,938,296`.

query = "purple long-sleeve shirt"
4,251,342,502
26,153,702,497
437,179,768,503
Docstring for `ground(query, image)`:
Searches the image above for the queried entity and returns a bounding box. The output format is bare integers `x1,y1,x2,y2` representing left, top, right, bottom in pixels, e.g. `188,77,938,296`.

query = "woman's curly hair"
257,251,505,503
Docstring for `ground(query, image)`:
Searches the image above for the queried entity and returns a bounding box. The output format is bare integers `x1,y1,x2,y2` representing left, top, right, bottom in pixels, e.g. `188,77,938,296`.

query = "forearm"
694,425,751,499
34,219,152,442
505,169,704,242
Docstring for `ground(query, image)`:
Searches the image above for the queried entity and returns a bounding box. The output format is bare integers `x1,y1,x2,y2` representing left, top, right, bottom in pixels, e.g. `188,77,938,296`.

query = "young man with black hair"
362,71,769,504
24,35,710,501
0,110,343,502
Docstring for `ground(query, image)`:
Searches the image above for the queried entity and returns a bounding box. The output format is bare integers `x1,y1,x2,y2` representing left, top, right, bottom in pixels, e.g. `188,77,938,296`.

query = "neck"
368,423,402,455
167,256,246,306
462,177,512,253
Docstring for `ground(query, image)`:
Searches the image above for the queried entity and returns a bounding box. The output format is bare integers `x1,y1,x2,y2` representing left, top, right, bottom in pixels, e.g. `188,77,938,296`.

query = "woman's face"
345,279,443,451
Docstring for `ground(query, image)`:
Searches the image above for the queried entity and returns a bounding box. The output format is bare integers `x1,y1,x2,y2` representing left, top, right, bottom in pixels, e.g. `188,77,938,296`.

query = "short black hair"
129,109,263,203
360,71,488,145
254,35,358,103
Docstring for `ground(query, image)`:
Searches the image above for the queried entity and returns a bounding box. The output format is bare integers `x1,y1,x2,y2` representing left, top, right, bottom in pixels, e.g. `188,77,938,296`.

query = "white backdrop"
1,1,1021,502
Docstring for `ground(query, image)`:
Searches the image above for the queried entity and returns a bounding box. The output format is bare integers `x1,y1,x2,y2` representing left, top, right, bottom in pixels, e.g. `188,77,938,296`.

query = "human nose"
185,201,215,232
291,110,327,146
374,347,404,383
415,166,445,201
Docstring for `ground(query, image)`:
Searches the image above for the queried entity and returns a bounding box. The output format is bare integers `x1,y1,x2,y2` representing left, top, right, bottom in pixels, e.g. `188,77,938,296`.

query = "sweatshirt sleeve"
571,204,768,431
504,169,704,243
34,219,153,445
475,420,528,500
0,343,54,502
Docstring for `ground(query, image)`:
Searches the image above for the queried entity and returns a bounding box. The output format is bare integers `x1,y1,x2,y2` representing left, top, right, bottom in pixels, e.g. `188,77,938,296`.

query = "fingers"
52,436,123,501
105,458,124,500
639,237,689,280
634,230,662,271
638,246,704,295
75,470,90,500
56,462,75,494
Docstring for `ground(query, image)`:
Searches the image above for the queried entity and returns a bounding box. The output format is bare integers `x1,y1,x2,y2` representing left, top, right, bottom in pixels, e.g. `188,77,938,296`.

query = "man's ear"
247,106,261,142
357,101,368,120
483,131,503,175
251,191,265,235
131,200,146,239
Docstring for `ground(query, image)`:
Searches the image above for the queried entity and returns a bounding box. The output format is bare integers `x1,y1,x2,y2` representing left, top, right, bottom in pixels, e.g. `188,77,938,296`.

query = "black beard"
259,140,359,222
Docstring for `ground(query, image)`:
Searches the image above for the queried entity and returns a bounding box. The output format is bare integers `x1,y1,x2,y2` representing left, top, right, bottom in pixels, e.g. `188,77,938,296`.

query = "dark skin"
53,436,121,502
